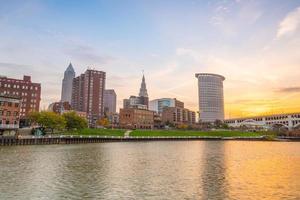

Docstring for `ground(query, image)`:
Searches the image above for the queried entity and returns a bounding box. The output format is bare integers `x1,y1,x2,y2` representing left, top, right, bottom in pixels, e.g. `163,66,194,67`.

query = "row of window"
0,83,39,90
1,90,38,97
0,101,19,108
0,120,18,125
0,110,19,116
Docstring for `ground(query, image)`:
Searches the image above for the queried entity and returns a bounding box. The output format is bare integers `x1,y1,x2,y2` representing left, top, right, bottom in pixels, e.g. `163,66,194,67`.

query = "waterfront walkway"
124,130,132,138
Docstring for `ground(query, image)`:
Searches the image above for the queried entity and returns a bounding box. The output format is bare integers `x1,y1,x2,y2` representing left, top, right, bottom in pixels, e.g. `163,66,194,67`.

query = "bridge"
224,113,300,130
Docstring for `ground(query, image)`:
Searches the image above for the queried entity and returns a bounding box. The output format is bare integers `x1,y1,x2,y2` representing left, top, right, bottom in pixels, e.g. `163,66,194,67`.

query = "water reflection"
0,141,300,200
201,141,228,200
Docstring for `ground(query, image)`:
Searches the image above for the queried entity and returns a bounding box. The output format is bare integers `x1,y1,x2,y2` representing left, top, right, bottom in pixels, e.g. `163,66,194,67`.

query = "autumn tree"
28,111,66,133
62,111,88,130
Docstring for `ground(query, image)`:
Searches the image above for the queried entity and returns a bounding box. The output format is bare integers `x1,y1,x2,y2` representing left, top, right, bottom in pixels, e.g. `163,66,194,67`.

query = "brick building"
162,107,196,126
0,95,21,133
71,69,106,127
119,108,154,129
0,75,41,118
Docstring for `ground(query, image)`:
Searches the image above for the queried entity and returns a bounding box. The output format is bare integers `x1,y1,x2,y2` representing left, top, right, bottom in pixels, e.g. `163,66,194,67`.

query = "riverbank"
130,130,268,137
1,135,300,146
2,129,298,146
61,128,272,137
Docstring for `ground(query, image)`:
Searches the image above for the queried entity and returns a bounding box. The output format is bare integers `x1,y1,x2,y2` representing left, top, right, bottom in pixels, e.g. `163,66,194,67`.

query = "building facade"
195,73,225,122
103,89,117,114
162,107,196,126
0,75,41,118
71,69,106,127
61,63,75,103
149,98,184,114
119,108,154,129
107,112,119,126
0,95,21,132
224,113,300,130
123,96,148,110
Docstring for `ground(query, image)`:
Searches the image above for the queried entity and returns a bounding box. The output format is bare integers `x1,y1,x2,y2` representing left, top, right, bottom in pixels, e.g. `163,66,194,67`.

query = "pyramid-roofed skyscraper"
139,74,148,97
61,63,75,103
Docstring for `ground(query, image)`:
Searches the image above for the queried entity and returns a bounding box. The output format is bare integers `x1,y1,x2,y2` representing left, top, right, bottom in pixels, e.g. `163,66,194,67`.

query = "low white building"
224,113,300,130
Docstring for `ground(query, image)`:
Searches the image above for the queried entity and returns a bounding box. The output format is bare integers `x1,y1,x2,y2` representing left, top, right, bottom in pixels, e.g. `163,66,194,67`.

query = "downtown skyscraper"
195,73,225,122
61,63,75,104
123,74,149,109
71,69,106,127
103,89,117,114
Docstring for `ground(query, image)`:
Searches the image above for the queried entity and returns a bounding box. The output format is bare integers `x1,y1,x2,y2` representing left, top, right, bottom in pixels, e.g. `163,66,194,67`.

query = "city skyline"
1,0,300,118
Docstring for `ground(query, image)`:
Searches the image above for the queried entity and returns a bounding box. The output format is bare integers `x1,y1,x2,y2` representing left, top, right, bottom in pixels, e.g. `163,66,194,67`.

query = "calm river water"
0,141,299,200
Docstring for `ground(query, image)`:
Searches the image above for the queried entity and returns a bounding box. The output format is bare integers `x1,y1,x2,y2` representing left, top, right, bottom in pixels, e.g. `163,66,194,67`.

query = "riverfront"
61,128,270,137
1,141,299,199
2,128,298,146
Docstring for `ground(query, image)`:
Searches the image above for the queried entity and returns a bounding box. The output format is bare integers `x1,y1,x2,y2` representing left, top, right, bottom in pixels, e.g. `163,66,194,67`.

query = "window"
7,111,11,116
8,102,12,107
15,103,19,108
0,110,3,116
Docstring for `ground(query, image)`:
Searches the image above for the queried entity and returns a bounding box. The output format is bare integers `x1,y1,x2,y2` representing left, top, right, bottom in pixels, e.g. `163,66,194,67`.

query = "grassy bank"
62,128,125,137
130,130,270,137
61,128,274,138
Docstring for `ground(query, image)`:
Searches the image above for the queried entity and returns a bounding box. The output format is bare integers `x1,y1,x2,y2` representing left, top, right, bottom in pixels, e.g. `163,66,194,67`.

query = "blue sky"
1,0,300,117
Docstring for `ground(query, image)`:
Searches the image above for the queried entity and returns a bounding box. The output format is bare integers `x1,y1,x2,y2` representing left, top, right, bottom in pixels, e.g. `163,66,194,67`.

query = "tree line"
28,111,88,133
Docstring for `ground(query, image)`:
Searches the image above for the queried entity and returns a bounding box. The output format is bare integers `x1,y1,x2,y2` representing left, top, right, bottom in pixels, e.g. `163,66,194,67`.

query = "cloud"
277,7,300,38
277,87,300,93
227,99,280,106
0,0,43,27
210,0,262,36
64,43,115,65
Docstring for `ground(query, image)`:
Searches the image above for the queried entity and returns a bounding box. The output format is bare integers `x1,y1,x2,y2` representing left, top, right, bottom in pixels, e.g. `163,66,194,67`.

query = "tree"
29,111,66,133
165,120,174,128
222,123,229,129
62,111,88,130
214,119,223,128
97,117,110,127
177,124,188,129
28,111,41,125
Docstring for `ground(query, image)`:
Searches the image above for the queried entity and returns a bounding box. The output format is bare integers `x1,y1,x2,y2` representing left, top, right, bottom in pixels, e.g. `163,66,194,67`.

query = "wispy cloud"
64,43,115,65
277,7,300,38
210,0,263,36
277,87,300,93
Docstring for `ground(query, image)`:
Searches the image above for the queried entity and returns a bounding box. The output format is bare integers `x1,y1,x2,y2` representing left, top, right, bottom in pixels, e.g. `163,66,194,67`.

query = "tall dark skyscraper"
61,63,75,103
71,69,106,127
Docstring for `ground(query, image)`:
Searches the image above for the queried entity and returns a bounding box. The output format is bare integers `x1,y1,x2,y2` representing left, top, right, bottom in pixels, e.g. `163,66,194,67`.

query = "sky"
0,0,300,118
